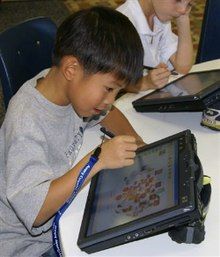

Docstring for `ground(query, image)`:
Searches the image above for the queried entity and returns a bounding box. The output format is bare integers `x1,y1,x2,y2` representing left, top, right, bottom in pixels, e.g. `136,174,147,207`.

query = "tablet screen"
142,70,220,100
86,140,178,236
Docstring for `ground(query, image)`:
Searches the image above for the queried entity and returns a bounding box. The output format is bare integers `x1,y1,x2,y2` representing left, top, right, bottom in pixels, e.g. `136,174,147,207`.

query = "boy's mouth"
93,108,102,114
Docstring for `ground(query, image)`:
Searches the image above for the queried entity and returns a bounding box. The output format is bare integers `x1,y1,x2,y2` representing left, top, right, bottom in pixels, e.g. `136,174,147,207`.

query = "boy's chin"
159,18,170,24
156,14,171,23
78,108,104,118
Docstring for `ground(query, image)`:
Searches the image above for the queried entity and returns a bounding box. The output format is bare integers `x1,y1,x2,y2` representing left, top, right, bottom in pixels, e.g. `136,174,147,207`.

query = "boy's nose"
104,92,115,105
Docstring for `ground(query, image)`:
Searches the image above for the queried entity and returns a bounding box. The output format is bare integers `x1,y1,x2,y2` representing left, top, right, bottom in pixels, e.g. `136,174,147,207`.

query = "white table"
60,59,220,257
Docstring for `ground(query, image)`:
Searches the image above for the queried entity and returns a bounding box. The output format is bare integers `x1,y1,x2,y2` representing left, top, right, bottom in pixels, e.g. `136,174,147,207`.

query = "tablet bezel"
77,130,201,253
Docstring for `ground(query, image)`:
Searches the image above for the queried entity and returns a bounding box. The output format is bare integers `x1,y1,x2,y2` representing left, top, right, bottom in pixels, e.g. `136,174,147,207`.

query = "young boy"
0,7,144,257
117,0,194,90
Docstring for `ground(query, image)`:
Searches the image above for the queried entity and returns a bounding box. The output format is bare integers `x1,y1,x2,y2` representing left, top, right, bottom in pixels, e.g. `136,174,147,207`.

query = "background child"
0,6,144,257
117,0,194,90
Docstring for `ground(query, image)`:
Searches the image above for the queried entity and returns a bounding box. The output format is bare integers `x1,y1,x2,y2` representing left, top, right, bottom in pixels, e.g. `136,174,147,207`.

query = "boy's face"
152,0,193,22
67,71,124,118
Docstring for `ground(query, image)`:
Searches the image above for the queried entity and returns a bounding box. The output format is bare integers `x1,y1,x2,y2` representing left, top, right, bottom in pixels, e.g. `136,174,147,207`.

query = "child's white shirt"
117,0,178,69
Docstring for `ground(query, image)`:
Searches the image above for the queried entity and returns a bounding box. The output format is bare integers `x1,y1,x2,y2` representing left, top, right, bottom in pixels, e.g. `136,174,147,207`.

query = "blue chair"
196,0,220,63
0,17,57,109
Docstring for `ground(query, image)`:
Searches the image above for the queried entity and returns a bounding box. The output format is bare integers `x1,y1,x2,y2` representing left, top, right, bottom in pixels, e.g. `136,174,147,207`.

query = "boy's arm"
34,150,99,227
34,130,138,226
100,106,145,147
170,14,193,74
34,107,144,226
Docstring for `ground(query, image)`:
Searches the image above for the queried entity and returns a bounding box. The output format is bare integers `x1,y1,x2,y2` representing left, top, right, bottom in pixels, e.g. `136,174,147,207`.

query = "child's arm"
122,63,171,92
34,107,145,226
170,12,193,74
34,120,138,226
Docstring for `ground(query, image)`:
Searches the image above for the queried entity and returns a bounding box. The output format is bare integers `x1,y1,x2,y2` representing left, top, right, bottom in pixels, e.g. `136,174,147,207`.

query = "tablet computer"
77,130,202,253
132,69,220,112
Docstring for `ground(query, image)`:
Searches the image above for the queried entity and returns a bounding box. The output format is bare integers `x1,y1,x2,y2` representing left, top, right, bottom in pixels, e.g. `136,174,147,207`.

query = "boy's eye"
105,87,114,92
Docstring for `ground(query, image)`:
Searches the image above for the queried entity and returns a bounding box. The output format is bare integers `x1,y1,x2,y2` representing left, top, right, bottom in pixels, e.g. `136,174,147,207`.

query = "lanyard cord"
52,146,102,257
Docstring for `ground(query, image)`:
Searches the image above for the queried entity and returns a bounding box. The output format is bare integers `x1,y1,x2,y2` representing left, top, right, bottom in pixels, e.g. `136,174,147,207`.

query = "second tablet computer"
132,69,220,112
78,130,203,253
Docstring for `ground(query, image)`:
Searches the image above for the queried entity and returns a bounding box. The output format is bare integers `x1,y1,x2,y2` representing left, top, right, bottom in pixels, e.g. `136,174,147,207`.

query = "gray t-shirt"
0,69,105,257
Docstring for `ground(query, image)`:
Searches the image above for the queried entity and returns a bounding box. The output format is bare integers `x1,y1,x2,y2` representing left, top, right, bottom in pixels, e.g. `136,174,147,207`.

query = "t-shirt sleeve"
159,22,178,67
5,123,54,236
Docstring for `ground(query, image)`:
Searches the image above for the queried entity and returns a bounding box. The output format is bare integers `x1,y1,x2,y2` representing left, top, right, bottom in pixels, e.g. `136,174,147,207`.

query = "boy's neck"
139,0,155,30
139,0,155,16
35,67,70,106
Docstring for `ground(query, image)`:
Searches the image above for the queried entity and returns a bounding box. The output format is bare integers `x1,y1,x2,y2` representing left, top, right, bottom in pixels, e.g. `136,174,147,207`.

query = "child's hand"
140,63,171,90
98,135,137,170
176,2,192,24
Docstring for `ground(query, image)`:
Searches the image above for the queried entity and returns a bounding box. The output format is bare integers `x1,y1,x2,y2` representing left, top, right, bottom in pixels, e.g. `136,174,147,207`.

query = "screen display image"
86,141,179,236
142,70,220,100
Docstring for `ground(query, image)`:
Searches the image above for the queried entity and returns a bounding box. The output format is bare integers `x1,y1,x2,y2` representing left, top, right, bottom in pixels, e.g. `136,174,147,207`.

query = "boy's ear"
60,56,81,81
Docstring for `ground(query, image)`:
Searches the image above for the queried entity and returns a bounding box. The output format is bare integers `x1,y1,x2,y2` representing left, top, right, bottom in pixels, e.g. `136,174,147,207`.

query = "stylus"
143,65,179,75
100,127,115,138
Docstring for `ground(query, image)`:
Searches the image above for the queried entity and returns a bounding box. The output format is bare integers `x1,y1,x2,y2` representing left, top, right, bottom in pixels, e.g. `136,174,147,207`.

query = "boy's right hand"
98,135,137,170
140,63,171,90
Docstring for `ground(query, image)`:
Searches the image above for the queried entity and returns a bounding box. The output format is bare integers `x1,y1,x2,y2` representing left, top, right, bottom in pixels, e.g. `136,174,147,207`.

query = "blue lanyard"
52,147,101,257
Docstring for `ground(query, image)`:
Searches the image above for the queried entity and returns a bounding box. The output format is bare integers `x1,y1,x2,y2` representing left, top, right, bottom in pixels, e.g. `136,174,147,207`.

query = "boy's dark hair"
53,6,144,85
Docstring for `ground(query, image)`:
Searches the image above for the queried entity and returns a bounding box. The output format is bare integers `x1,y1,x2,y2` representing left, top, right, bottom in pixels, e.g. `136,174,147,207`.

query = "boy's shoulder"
4,69,50,131
117,0,147,34
117,0,141,18
117,0,171,35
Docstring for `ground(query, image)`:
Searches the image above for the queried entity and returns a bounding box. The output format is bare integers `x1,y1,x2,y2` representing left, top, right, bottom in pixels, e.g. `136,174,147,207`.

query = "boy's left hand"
139,63,171,91
176,2,192,24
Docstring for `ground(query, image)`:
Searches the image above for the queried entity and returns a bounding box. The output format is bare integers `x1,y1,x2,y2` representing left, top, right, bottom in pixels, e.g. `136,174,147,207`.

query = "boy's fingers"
152,68,170,76
125,151,136,159
125,143,138,152
156,62,168,69
155,70,171,79
123,159,135,167
117,135,136,143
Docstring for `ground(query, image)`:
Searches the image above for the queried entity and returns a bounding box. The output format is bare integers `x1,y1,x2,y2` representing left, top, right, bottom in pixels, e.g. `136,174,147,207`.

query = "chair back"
196,0,220,63
0,17,57,108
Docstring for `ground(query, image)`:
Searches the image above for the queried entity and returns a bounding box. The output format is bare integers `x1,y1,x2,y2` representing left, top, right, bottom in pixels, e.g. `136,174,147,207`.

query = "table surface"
60,59,220,257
